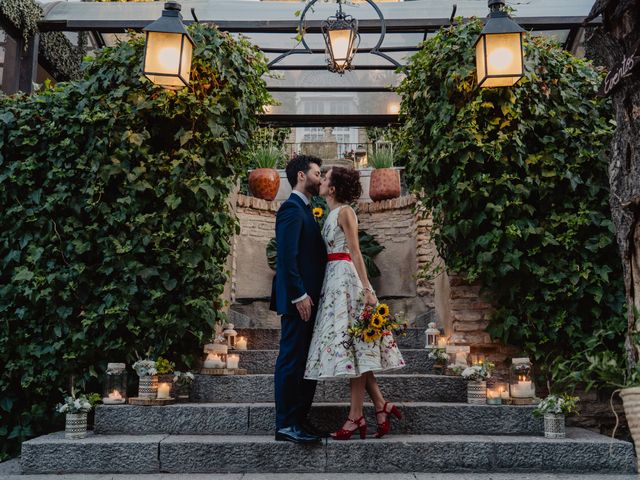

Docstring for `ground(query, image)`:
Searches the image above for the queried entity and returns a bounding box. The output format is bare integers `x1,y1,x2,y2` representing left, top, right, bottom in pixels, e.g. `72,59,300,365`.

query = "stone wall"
228,194,436,328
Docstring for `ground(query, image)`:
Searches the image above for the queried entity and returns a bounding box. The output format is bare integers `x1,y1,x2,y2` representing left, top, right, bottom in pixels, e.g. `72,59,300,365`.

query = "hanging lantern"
475,0,525,88
321,1,360,74
142,1,195,89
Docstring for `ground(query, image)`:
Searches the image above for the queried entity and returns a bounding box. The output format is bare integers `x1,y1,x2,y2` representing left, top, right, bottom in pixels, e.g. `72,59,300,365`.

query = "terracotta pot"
620,387,640,469
369,168,400,202
249,168,280,201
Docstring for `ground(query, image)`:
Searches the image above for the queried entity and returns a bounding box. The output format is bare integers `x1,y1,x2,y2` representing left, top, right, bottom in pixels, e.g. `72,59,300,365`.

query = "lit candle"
500,389,510,400
226,354,240,369
510,377,534,398
236,337,248,351
437,337,447,348
486,388,502,405
157,383,171,399
103,389,125,405
204,353,225,369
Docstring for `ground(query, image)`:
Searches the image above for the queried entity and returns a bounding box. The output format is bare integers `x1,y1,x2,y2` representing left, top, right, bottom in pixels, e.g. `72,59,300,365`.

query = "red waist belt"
328,252,352,262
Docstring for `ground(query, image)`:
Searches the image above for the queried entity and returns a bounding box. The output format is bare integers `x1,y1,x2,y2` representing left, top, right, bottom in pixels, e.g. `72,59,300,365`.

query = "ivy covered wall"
0,24,270,459
399,20,624,388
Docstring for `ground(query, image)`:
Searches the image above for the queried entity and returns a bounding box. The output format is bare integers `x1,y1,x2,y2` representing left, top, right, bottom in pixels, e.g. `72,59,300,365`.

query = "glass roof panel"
267,90,401,115
265,69,402,89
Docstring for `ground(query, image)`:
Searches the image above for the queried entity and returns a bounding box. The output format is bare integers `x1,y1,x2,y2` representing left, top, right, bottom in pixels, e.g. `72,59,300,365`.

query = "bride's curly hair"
330,167,362,204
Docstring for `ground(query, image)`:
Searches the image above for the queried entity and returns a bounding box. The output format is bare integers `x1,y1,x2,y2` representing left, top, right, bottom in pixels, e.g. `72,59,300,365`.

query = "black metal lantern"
142,1,195,89
475,0,525,88
321,1,360,75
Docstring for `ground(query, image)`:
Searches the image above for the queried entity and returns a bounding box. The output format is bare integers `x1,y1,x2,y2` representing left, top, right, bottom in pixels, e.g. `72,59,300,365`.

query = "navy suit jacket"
270,193,327,317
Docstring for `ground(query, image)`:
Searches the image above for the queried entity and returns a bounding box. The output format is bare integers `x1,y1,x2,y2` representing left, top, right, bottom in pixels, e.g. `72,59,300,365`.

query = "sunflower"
312,207,324,218
376,303,390,318
363,328,381,343
370,313,385,330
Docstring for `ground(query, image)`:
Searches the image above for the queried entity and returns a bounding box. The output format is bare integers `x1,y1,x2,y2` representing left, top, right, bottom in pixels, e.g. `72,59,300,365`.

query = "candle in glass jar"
204,353,225,368
510,379,534,398
500,388,510,400
226,354,240,369
236,337,247,351
157,383,171,399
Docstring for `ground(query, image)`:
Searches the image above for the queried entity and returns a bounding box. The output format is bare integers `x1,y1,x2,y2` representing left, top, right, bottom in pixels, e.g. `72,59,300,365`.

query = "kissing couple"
270,154,406,444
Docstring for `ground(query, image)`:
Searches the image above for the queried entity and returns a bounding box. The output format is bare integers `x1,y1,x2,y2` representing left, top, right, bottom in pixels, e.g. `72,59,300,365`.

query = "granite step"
236,327,427,350
94,402,543,436
191,374,466,403
20,429,636,474
235,349,436,374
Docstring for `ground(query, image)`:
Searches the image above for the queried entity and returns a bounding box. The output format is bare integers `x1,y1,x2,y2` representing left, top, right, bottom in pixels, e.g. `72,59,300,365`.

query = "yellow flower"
363,329,381,343
312,207,323,218
376,303,390,318
370,313,384,330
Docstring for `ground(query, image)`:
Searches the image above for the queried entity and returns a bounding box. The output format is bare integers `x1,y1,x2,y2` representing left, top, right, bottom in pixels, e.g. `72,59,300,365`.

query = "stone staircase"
20,324,637,475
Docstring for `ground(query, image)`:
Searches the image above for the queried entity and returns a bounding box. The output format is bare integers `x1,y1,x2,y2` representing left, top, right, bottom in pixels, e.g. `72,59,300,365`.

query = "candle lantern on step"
203,343,228,369
509,357,535,402
223,323,238,349
102,363,127,404
445,345,470,372
424,322,440,349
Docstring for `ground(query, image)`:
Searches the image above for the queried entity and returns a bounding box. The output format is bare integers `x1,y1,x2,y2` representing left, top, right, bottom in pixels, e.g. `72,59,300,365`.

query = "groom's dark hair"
285,154,322,188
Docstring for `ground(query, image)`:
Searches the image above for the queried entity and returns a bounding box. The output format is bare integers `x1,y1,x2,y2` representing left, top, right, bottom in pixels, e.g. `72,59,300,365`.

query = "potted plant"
248,146,283,201
173,371,195,402
462,361,494,404
428,348,449,375
368,145,400,202
56,391,100,439
533,393,579,438
132,359,158,399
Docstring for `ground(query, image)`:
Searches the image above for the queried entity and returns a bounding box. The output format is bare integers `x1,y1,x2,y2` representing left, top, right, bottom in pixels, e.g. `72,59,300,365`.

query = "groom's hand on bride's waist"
295,296,314,321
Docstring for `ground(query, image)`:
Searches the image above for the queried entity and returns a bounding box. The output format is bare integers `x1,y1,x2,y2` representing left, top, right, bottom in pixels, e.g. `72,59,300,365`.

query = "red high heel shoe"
330,416,367,440
375,402,402,439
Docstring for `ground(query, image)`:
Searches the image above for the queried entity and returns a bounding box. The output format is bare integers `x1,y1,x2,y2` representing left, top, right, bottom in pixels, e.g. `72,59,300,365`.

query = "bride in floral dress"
304,166,405,440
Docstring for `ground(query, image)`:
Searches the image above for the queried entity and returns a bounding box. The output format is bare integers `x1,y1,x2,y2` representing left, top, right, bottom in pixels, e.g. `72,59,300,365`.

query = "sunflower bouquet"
346,302,408,347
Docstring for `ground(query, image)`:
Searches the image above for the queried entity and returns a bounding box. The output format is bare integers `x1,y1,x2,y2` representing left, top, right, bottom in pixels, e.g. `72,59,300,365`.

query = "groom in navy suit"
270,154,327,444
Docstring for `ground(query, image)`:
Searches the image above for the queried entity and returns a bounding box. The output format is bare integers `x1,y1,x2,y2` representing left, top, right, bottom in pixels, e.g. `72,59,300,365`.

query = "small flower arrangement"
461,361,495,382
173,371,195,387
132,359,157,377
345,302,408,347
533,394,579,417
428,348,449,365
156,356,175,375
56,392,100,414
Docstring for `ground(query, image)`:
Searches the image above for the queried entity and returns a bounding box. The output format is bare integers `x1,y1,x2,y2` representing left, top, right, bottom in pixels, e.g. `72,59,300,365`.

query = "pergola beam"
37,16,601,34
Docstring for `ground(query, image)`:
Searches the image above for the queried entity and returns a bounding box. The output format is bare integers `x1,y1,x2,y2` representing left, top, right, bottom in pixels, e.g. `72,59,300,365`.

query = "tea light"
236,337,248,351
103,389,125,405
157,383,171,399
226,354,240,369
204,353,225,369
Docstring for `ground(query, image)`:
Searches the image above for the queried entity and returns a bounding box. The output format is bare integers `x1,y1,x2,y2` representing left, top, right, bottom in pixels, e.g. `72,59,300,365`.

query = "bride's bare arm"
339,207,378,306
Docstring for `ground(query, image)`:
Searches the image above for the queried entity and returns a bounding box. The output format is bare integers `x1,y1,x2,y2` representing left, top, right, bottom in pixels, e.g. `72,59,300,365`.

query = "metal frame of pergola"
1,1,602,127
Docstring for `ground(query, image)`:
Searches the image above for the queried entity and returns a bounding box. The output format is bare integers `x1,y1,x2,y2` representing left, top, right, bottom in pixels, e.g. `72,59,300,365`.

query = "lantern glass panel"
328,28,354,68
144,32,192,88
477,32,523,87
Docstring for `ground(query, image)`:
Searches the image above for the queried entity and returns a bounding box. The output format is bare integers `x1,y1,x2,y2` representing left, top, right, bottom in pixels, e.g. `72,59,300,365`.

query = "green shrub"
248,146,285,169
0,23,270,457
398,19,624,388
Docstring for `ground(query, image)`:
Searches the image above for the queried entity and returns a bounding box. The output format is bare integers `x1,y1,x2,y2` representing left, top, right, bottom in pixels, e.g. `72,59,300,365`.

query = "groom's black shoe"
300,420,330,438
275,425,321,444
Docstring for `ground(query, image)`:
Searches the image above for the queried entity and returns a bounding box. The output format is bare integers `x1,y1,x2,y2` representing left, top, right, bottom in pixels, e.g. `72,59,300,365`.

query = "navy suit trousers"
274,313,318,429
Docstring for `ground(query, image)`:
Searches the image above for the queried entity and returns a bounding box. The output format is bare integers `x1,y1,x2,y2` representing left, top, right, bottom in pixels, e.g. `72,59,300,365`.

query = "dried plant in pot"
248,146,283,201
368,146,400,202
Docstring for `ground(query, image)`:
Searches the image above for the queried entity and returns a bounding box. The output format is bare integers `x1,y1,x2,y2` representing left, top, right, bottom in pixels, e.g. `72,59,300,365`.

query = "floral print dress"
304,205,405,380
